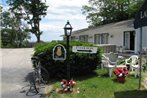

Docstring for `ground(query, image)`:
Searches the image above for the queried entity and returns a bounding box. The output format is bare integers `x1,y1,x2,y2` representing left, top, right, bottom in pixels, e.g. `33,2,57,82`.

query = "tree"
82,0,144,26
7,0,48,43
0,6,2,14
1,11,30,48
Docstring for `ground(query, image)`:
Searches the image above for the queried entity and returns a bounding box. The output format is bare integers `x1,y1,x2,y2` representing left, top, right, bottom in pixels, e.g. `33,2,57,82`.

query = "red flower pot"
117,77,125,83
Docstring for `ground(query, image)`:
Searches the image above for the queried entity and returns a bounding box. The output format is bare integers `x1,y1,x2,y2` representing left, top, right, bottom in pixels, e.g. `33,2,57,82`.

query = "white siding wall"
107,29,123,46
72,26,134,48
71,20,139,52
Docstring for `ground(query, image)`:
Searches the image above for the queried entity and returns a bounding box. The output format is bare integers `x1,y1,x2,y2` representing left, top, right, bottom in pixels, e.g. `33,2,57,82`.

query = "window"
79,35,88,42
124,32,130,50
94,34,101,44
101,33,109,44
71,36,76,41
94,33,109,44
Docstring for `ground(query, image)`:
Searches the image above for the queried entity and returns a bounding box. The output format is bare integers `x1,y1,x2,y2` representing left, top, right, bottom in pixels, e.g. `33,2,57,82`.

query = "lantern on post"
64,21,72,91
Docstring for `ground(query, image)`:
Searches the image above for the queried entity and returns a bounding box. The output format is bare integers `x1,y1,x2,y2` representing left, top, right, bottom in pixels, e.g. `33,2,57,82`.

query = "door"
124,31,135,50
130,31,135,50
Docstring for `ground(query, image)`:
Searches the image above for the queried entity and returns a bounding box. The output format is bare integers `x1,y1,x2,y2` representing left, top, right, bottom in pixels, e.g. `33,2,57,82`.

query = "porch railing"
95,44,116,53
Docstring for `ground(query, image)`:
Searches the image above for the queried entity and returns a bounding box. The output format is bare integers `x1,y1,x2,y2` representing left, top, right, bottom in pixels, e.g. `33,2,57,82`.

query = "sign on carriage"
72,46,97,53
53,44,66,60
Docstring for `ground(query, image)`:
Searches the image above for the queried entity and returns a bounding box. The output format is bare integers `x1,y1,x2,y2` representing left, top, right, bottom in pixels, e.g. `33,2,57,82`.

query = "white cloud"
45,0,88,24
1,0,89,42
44,13,86,22
32,0,89,41
46,0,88,8
40,23,63,31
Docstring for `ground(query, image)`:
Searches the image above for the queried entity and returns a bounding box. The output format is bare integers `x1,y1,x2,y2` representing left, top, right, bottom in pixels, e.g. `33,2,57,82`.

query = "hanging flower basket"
113,67,128,83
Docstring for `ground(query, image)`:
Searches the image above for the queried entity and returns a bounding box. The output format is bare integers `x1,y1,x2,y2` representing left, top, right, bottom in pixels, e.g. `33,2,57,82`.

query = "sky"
1,0,89,42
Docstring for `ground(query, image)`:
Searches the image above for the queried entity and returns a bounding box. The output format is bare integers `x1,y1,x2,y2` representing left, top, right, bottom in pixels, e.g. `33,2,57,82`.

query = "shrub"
33,41,102,79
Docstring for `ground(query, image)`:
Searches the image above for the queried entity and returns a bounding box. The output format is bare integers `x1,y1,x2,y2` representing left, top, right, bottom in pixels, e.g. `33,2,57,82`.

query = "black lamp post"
64,21,72,84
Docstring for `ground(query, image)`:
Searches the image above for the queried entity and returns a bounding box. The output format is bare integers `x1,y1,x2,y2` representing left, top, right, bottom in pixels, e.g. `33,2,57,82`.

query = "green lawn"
47,69,147,98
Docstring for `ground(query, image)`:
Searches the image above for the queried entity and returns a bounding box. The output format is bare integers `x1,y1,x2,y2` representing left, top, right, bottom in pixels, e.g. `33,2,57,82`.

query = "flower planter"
117,77,125,83
113,67,128,83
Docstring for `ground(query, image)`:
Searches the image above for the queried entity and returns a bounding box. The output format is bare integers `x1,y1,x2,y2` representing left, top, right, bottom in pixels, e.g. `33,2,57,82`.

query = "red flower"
61,79,68,89
113,69,121,76
113,67,128,83
113,67,128,77
60,79,76,90
69,79,76,86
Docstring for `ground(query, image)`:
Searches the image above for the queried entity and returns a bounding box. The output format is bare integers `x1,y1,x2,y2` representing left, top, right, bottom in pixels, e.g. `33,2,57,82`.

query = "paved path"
0,48,46,98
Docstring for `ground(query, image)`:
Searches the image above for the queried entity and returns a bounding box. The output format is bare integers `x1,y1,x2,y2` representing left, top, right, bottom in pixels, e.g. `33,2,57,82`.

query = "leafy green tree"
0,6,2,14
82,0,144,26
7,0,48,43
1,11,30,48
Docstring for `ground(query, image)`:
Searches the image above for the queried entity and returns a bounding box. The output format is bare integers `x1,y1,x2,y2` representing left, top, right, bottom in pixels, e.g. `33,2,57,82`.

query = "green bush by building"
33,41,102,79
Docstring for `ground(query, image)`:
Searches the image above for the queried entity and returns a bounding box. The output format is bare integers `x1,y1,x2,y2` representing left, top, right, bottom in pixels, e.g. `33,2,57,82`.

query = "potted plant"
113,67,128,83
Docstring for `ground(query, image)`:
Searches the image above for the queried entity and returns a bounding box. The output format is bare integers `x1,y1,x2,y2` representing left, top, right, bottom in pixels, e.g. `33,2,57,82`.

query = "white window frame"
79,35,88,42
71,36,76,41
94,33,109,44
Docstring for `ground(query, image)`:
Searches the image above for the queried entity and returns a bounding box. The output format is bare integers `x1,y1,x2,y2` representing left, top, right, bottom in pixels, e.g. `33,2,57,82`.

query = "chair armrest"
102,54,117,65
125,58,131,65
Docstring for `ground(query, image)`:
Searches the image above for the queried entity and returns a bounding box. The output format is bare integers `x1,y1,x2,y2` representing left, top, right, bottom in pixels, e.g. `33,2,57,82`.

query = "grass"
46,69,147,98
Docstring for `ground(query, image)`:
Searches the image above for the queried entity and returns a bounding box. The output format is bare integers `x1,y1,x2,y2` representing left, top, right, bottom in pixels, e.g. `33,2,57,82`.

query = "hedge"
33,41,102,79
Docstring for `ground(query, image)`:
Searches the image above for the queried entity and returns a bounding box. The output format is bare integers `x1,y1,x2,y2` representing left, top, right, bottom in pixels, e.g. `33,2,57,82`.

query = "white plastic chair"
101,54,116,77
125,55,138,71
104,52,118,65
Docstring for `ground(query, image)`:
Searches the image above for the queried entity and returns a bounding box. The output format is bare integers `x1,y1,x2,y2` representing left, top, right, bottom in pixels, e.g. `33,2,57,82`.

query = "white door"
124,32,130,50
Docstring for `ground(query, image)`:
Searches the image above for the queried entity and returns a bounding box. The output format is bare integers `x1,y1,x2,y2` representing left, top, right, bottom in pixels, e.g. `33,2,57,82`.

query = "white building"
71,19,137,53
71,0,147,53
70,0,147,54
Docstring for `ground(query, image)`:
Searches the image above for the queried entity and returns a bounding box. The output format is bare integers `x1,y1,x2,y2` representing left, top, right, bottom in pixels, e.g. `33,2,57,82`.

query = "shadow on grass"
114,90,147,98
73,71,98,81
112,78,118,83
101,73,110,77
96,68,111,77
